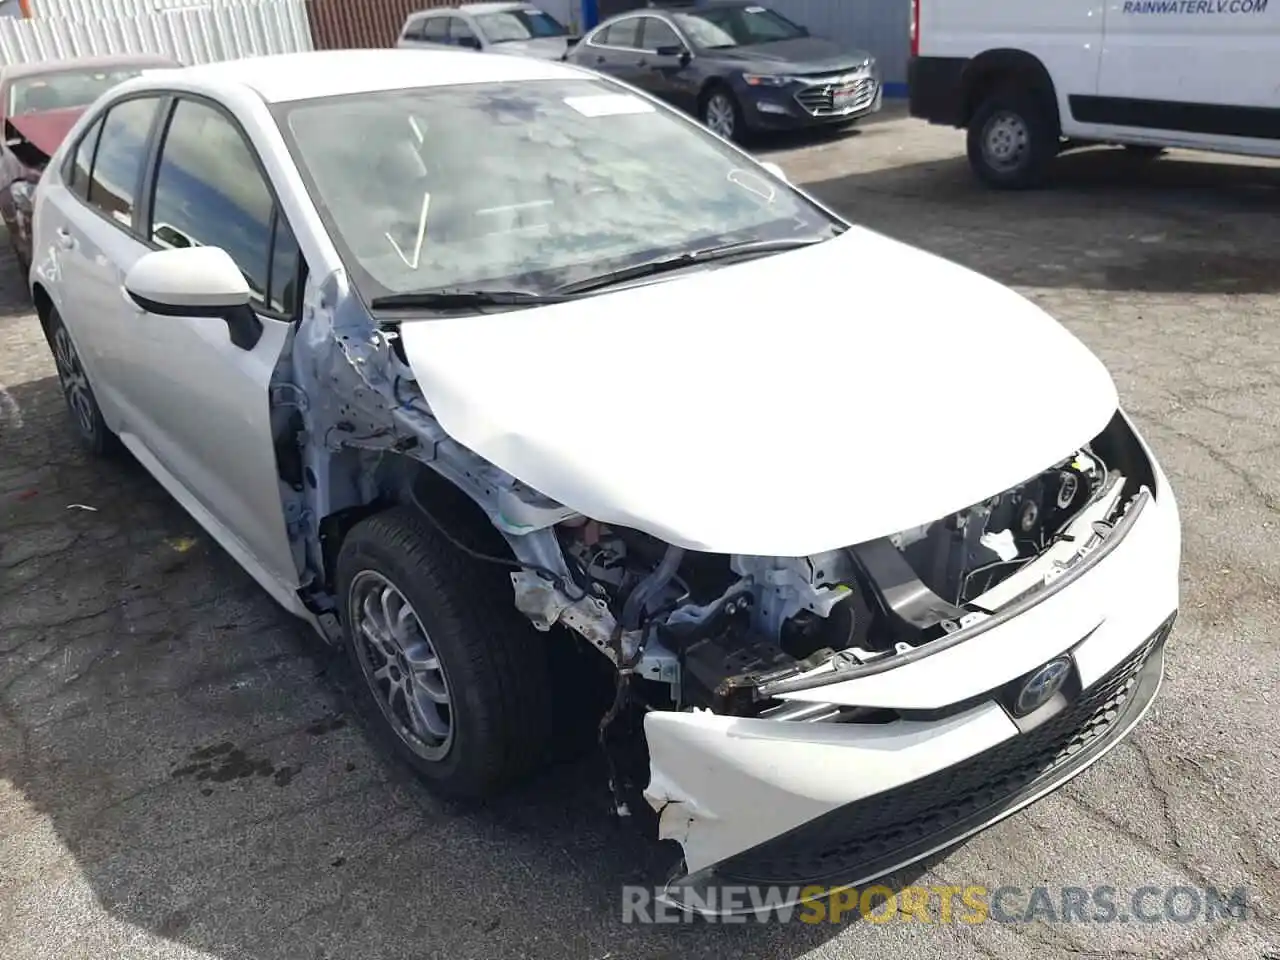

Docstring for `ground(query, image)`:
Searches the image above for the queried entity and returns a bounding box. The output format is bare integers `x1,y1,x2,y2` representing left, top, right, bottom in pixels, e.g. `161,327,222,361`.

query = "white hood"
397,227,1119,556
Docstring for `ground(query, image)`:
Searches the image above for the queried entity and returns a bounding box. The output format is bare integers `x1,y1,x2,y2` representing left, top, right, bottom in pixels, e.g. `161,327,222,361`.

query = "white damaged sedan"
31,49,1179,914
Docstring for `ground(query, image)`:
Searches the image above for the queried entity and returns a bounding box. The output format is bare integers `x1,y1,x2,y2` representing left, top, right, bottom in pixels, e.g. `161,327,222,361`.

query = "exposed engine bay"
522,434,1144,722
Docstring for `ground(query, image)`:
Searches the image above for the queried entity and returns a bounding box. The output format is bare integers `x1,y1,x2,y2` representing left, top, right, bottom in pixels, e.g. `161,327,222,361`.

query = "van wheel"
336,506,553,799
967,89,1057,189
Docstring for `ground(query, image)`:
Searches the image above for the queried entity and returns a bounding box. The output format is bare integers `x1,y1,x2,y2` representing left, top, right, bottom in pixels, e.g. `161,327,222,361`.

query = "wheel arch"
961,49,1060,133
316,453,515,600
31,281,54,337
698,76,732,108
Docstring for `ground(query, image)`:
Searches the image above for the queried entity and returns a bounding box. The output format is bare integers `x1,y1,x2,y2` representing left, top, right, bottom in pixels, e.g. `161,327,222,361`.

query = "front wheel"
966,89,1058,189
336,506,553,799
701,86,744,142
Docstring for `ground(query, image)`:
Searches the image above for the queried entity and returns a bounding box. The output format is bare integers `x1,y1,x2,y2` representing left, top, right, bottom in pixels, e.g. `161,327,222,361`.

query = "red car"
0,53,177,273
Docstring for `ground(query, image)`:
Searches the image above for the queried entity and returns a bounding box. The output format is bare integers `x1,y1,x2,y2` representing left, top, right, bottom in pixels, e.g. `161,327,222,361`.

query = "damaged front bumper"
644,458,1180,916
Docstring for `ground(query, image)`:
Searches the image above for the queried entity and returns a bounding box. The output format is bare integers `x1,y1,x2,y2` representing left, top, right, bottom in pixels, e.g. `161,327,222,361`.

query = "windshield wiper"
370,288,569,310
552,236,831,297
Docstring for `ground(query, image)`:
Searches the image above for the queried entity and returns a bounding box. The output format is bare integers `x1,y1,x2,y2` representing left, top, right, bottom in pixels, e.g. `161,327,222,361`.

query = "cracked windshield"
279,78,839,299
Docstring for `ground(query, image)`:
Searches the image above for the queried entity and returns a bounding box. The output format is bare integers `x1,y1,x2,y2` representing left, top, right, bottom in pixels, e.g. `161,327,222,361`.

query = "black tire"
700,83,746,142
1123,144,1166,160
46,307,118,457
966,88,1058,189
336,506,553,799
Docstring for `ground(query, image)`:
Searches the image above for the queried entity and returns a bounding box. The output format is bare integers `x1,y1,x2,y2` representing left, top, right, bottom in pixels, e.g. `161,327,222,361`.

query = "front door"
114,95,304,589
636,16,698,112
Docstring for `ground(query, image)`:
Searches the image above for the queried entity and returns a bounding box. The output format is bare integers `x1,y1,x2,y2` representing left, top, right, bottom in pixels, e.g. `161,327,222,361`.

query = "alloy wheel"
52,324,97,441
705,93,736,139
349,569,454,761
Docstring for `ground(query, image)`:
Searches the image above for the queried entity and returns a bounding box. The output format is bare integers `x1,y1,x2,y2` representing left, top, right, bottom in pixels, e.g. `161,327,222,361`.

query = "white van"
907,0,1279,187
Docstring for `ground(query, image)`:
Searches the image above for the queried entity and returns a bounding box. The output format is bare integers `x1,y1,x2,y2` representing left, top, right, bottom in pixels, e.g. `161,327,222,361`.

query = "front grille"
713,621,1171,885
795,75,878,117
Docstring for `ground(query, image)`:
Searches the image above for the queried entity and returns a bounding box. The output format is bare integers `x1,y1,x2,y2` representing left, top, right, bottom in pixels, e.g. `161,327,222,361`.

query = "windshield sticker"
563,94,655,117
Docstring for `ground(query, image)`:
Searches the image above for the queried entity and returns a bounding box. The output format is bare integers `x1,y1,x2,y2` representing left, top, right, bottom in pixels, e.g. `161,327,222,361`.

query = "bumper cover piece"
662,614,1173,913
907,55,969,127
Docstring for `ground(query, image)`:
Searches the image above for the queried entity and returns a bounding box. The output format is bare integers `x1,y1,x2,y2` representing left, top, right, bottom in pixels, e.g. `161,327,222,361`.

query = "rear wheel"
336,506,553,799
47,308,118,457
967,88,1058,189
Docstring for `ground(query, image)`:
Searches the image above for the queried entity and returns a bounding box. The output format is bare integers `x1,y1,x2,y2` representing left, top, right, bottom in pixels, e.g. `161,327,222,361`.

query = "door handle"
54,228,74,251
595,55,605,64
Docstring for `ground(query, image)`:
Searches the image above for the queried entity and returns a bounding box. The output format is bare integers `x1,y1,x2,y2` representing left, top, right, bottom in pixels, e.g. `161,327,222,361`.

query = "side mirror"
654,44,691,65
760,160,789,183
125,246,263,351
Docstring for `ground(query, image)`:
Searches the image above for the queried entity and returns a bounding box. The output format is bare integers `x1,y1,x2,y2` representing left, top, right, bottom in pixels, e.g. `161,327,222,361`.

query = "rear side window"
449,17,479,45
401,16,426,40
149,97,302,316
65,115,105,201
86,97,161,228
600,18,640,48
422,16,448,41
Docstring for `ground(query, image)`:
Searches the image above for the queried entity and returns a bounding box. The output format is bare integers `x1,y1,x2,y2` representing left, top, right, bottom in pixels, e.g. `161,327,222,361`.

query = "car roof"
459,1,534,10
151,48,584,104
0,53,177,82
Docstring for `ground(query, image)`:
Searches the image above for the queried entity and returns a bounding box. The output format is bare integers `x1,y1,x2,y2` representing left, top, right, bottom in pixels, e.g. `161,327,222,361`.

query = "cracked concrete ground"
2,108,1279,960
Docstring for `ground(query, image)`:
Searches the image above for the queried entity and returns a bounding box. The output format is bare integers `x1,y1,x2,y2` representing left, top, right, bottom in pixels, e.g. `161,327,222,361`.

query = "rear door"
583,17,646,82
50,94,167,421
1092,0,1280,151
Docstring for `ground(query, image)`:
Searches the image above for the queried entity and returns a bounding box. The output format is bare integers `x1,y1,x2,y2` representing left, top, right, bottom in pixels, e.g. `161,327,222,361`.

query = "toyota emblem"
1013,657,1072,716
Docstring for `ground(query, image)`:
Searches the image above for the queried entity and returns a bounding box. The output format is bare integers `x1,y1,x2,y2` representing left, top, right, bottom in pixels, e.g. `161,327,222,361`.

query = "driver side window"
148,98,305,317
640,17,682,52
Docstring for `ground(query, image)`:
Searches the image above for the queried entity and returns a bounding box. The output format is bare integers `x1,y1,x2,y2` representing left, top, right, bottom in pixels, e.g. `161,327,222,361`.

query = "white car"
31,48,1180,915
908,0,1280,186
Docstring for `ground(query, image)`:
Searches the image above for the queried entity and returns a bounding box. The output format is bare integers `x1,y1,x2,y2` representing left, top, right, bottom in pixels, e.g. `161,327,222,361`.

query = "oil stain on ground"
170,741,297,787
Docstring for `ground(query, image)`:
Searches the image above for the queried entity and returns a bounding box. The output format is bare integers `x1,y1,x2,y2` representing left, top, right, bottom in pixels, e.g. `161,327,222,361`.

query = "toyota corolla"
30,49,1179,915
